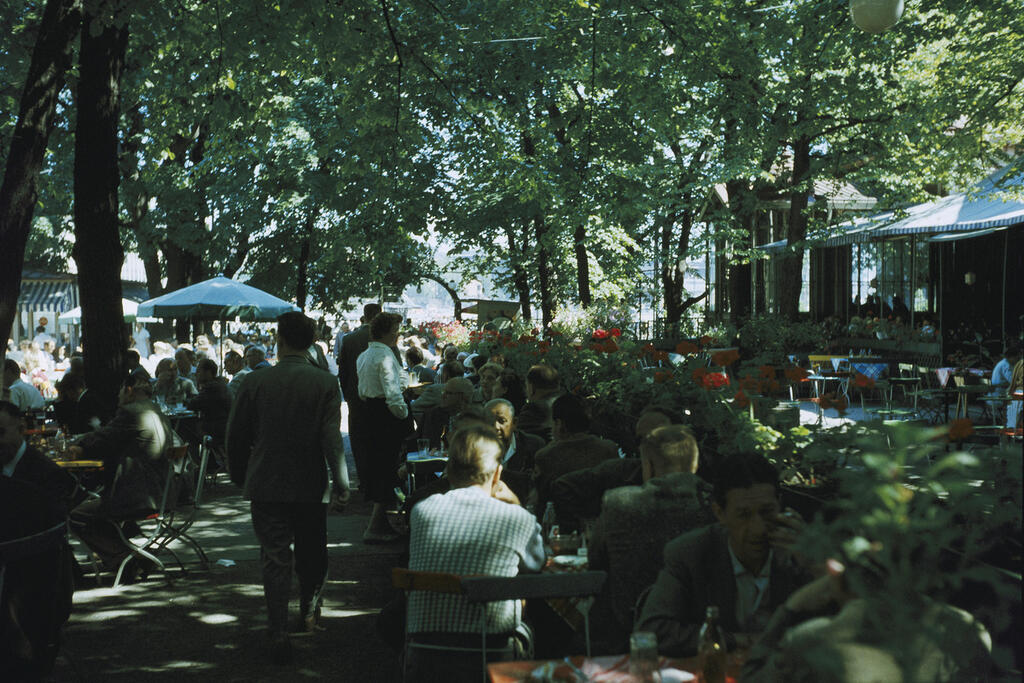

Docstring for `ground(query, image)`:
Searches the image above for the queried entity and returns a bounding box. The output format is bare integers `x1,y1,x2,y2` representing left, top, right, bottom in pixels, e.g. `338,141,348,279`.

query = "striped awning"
17,278,78,313
824,159,1024,246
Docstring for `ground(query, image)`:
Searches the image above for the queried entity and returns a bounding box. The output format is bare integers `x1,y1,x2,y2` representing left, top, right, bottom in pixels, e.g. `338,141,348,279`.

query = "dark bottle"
697,605,726,683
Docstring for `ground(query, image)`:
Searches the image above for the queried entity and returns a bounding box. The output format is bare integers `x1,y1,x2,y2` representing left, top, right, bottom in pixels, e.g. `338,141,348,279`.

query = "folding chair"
392,568,509,683
109,444,188,587
155,441,212,569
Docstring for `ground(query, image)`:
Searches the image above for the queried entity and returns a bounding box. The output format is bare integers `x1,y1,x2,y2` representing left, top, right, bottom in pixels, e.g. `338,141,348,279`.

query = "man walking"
227,312,350,664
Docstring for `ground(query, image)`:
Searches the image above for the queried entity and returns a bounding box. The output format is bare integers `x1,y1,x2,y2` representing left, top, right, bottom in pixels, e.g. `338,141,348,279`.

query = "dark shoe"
295,603,324,634
270,634,293,665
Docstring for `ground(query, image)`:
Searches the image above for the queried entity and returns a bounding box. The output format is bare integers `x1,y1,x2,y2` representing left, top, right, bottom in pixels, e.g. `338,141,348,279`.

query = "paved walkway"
54,483,405,682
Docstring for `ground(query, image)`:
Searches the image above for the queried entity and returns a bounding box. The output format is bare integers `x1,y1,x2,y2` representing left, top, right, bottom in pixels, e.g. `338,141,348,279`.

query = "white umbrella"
60,298,152,323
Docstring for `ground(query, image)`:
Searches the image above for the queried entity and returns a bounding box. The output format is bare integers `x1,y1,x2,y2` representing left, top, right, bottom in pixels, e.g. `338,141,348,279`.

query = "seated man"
531,395,619,513
419,376,474,448
636,452,813,656
124,349,151,385
174,346,197,380
153,357,198,405
588,424,715,649
405,346,437,385
224,350,249,399
516,364,562,443
550,406,675,531
186,358,231,448
410,359,464,421
0,401,77,518
485,398,544,501
2,359,45,412
67,375,174,573
53,372,105,434
406,424,545,682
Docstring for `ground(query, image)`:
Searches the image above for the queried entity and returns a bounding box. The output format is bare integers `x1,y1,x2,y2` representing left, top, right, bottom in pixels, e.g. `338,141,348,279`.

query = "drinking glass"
416,438,430,456
630,631,660,682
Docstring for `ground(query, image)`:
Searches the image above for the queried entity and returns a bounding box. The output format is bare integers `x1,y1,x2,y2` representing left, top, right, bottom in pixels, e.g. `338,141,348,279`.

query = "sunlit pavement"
55,401,405,682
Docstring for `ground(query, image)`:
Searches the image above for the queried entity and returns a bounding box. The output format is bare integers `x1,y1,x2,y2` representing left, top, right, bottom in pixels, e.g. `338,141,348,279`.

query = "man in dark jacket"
337,302,381,496
186,358,232,447
227,312,350,664
636,453,813,656
67,376,174,571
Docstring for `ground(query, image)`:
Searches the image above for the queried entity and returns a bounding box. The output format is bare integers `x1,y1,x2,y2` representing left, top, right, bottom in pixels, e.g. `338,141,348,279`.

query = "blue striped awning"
17,278,78,313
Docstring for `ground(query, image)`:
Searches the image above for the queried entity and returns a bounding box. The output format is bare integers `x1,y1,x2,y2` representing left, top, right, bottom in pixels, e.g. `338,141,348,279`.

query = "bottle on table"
697,605,726,683
541,501,557,541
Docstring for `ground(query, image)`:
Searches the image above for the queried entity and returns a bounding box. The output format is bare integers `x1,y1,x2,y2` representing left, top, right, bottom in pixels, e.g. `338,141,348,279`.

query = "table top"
407,449,448,463
56,459,104,470
488,652,743,683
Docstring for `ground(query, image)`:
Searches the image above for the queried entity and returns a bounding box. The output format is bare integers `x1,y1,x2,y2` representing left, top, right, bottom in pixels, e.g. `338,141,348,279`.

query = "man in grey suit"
227,312,350,664
337,302,381,496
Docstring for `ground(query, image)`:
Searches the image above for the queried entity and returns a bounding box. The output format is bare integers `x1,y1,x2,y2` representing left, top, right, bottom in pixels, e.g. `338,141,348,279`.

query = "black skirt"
361,397,413,504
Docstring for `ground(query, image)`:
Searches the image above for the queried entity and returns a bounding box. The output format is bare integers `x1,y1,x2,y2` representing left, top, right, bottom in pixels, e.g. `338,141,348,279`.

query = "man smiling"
636,452,813,656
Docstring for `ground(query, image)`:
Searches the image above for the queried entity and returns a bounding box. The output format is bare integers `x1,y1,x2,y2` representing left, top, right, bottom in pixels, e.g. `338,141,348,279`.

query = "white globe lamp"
850,0,905,33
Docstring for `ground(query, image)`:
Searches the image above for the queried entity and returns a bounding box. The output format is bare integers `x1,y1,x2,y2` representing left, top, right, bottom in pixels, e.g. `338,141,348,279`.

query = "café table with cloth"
488,651,745,682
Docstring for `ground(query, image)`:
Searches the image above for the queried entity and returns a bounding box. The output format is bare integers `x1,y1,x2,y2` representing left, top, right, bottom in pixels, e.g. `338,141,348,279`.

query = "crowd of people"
1,304,1013,681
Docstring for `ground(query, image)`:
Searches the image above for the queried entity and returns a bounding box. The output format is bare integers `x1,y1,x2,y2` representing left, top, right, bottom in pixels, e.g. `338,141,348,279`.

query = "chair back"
392,567,463,594
461,571,606,603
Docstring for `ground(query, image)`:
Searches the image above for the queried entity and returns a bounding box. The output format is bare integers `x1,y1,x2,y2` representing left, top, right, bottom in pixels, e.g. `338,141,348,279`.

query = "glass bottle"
541,501,557,541
697,606,726,683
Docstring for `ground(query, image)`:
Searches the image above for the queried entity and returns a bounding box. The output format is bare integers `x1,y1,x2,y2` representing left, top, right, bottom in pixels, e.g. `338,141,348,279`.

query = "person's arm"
225,385,256,487
519,520,546,573
635,552,703,657
182,377,198,398
380,355,409,419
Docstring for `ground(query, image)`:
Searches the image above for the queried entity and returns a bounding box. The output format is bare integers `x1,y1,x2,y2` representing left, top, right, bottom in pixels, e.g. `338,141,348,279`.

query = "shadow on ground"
54,483,404,682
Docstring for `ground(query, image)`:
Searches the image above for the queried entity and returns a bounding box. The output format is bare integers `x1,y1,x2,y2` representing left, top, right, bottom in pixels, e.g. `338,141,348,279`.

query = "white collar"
2,440,28,478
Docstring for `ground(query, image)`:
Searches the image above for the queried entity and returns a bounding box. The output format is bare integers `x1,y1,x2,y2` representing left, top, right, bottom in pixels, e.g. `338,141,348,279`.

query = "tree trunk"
779,135,812,320
725,178,754,323
574,222,591,308
73,1,129,418
0,0,81,360
534,216,555,329
420,274,462,321
505,221,532,323
296,213,314,311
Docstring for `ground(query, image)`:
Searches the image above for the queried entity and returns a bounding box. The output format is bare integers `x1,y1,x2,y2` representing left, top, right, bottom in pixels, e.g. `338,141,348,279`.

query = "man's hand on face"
768,507,805,551
491,479,520,505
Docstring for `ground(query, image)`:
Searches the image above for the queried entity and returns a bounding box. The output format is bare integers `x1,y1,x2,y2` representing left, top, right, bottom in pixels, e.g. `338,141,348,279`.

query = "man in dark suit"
53,372,105,434
0,400,77,518
485,397,544,501
516,364,562,443
337,302,381,496
67,376,174,571
636,452,813,656
227,312,350,664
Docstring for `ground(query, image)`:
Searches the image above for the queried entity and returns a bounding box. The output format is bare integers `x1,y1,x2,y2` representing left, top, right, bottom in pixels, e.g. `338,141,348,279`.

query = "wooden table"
488,652,744,683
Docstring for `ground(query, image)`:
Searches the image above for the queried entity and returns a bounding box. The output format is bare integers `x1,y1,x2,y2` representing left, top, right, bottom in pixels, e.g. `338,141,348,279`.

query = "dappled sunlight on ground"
56,485,403,681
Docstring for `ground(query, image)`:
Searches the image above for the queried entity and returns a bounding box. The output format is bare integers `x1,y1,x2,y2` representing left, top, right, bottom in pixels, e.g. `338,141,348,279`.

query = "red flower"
592,328,610,340
692,367,709,384
712,349,740,366
601,339,619,353
739,376,761,392
700,335,713,347
610,328,622,338
652,350,669,362
734,390,750,409
641,343,656,355
676,341,699,355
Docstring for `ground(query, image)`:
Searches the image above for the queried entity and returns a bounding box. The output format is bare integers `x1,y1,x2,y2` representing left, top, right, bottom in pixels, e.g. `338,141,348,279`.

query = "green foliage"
738,314,827,365
797,424,1022,670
